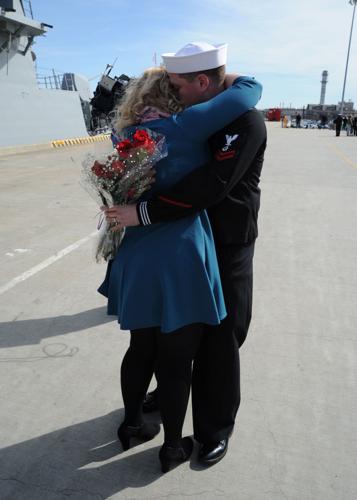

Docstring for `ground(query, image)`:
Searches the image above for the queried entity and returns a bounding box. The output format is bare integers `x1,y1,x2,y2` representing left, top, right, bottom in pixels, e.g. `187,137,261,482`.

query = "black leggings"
121,324,204,447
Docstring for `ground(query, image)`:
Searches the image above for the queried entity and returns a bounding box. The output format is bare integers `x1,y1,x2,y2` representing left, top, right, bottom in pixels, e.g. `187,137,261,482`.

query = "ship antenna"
104,57,119,77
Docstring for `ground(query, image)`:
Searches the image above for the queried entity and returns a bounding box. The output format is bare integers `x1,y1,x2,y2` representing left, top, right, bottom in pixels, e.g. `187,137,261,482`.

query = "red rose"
111,160,125,174
91,161,113,179
143,138,156,154
91,161,105,177
133,129,150,144
133,129,156,151
127,188,136,199
116,139,134,158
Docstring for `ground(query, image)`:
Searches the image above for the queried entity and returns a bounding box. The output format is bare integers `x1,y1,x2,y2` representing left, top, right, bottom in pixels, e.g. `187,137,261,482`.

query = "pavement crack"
0,476,28,486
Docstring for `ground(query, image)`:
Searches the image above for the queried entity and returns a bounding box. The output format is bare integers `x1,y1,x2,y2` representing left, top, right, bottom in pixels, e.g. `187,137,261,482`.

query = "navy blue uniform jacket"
136,108,267,247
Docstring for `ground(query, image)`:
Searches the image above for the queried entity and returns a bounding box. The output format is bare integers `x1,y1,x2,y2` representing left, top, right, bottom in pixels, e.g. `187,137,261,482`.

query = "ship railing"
21,0,34,19
37,73,76,91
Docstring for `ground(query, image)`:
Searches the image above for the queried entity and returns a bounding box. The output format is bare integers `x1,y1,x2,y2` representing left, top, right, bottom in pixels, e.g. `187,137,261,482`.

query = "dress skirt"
98,211,226,333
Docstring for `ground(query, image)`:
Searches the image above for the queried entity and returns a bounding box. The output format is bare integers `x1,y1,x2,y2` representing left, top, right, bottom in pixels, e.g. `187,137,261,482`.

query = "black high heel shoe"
143,388,159,413
159,436,194,473
117,421,160,451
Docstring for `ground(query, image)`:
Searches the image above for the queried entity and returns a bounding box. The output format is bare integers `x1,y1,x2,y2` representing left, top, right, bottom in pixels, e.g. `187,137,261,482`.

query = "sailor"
111,41,267,464
334,114,343,137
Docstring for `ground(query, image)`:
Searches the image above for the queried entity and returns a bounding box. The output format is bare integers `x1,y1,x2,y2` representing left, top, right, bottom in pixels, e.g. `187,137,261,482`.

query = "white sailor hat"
161,41,228,74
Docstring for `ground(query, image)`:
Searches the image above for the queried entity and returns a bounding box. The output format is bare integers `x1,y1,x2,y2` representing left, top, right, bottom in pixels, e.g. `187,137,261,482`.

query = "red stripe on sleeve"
158,196,193,208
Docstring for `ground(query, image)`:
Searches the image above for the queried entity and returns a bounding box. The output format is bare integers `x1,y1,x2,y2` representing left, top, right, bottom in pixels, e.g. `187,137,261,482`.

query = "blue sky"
32,0,357,109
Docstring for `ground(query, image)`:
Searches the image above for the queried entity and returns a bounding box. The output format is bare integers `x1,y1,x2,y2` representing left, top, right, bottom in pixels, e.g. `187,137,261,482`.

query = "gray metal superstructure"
0,0,89,147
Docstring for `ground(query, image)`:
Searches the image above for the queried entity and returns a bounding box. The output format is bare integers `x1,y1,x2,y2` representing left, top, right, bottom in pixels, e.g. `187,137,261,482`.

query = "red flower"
92,161,105,177
91,161,113,179
127,188,136,199
133,129,150,145
143,138,156,154
133,129,156,154
111,160,125,174
116,139,134,158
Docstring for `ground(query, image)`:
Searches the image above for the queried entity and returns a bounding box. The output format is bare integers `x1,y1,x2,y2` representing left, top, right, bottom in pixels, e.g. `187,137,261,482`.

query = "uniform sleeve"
173,76,262,142
136,111,267,225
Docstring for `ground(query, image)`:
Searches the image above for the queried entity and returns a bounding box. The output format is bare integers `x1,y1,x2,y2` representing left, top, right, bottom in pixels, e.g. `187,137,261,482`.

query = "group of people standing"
97,41,266,473
344,115,357,136
334,114,357,136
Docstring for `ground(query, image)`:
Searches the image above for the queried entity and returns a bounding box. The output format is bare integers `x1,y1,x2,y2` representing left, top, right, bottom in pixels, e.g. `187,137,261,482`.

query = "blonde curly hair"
114,67,183,132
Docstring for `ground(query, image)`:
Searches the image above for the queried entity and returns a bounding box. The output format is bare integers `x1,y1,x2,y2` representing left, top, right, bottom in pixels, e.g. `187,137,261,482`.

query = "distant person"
296,113,302,128
333,115,343,137
346,116,353,136
342,116,348,131
281,114,285,128
353,116,357,136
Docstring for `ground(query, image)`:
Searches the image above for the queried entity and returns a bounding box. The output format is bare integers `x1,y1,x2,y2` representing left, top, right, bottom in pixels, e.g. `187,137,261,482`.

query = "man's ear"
197,74,210,91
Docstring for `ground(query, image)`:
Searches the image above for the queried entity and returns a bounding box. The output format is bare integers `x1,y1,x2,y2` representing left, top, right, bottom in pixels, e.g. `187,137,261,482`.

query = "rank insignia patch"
215,134,239,161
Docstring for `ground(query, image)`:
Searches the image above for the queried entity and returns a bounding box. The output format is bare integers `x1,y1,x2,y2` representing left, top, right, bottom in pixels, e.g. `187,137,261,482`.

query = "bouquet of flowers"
81,128,167,262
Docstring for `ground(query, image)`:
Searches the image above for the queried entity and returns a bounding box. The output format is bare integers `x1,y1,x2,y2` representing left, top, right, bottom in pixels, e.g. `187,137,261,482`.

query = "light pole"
340,0,357,114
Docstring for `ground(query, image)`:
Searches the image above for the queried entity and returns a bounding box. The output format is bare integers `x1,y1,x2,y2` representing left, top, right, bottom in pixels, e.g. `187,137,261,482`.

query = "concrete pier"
0,124,356,499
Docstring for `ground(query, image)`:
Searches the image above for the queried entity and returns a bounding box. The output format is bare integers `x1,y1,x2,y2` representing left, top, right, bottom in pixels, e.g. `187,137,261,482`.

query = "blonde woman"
99,66,262,472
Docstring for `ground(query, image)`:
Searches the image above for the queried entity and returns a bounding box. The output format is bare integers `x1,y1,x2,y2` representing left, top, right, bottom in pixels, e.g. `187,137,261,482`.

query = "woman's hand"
224,73,240,89
103,205,140,231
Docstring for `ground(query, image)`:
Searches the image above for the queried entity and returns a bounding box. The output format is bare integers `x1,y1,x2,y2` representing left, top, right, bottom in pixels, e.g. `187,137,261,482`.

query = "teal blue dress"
99,76,262,332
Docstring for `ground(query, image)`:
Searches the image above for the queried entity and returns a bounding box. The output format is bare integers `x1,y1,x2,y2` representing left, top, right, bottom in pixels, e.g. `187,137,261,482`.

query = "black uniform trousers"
192,241,255,443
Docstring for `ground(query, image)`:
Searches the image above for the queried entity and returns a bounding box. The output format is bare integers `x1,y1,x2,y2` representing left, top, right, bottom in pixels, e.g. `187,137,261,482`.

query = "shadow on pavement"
0,307,115,349
0,409,164,499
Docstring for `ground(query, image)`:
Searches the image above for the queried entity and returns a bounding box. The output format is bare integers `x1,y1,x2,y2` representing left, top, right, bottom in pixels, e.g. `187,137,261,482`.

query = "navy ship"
0,0,129,148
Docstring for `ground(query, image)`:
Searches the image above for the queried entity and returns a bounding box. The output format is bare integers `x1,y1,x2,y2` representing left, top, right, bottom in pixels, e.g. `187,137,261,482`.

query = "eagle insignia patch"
215,134,239,161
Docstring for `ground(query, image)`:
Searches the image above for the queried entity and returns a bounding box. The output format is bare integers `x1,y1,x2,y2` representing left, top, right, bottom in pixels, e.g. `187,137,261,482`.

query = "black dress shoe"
198,439,229,464
143,388,159,413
